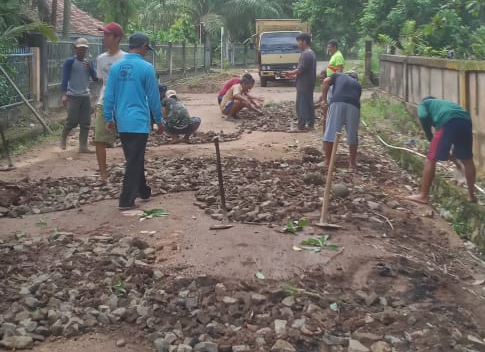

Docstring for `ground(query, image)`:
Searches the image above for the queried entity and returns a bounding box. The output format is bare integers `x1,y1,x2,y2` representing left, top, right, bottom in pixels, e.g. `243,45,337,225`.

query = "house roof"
45,0,104,37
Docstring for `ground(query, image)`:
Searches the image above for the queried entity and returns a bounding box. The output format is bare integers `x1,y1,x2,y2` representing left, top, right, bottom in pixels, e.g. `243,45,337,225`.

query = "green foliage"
111,279,127,295
283,218,307,234
294,0,364,57
470,26,485,59
98,0,138,30
300,235,340,252
141,208,170,219
168,14,197,43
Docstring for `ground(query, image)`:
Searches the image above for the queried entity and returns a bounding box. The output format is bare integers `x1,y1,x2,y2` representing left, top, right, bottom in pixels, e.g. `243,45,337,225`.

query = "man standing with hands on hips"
103,32,163,210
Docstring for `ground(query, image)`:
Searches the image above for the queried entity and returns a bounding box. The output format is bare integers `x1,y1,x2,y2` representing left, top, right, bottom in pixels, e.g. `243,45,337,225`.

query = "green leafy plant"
141,208,169,219
255,271,265,280
15,231,27,239
281,283,299,296
283,218,307,234
300,235,339,252
111,279,127,295
35,219,48,228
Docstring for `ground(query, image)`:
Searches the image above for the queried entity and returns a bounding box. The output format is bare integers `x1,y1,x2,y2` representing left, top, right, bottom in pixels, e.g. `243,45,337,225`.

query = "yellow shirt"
219,83,243,112
327,50,345,77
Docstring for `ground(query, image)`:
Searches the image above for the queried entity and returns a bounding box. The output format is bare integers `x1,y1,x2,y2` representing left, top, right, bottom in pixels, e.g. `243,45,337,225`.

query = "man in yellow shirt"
326,39,344,77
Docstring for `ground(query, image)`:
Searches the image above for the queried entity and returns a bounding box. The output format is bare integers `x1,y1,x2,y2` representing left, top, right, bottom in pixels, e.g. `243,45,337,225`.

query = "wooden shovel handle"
320,132,341,223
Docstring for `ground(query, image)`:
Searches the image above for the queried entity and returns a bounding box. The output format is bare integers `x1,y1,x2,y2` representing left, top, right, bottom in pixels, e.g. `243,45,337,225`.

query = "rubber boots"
60,128,70,150
78,128,94,153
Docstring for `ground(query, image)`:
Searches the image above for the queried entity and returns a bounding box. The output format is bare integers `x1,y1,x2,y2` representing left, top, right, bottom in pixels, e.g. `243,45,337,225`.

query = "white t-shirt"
96,50,126,105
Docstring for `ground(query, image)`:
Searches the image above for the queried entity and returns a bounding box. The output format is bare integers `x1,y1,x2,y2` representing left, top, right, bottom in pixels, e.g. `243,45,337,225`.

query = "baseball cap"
98,22,124,37
166,90,177,99
74,38,89,48
345,71,358,80
158,84,168,94
128,32,153,50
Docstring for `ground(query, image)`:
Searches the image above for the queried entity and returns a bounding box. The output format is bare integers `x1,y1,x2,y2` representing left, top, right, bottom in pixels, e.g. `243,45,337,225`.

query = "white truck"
255,19,310,87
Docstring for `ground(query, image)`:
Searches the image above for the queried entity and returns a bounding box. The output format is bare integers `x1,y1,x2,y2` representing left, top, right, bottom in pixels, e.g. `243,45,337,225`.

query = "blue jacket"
61,56,97,94
103,53,162,133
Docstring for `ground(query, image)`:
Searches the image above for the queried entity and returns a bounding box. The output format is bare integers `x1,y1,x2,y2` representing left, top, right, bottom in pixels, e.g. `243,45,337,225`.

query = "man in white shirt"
92,22,125,186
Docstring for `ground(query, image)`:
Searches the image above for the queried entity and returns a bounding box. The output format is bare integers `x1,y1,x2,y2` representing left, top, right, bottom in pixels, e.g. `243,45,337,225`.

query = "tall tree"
294,0,365,56
62,0,70,38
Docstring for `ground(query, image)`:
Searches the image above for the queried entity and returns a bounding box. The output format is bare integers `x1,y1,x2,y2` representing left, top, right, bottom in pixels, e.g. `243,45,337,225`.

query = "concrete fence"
379,54,485,175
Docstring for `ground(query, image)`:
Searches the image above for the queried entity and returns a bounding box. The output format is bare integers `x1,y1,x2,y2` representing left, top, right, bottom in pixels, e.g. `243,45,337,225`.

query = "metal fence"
46,41,207,87
0,47,33,109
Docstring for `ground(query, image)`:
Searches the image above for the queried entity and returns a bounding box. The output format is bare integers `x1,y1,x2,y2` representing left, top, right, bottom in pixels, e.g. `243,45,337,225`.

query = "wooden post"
182,42,186,77
40,37,49,110
194,43,197,74
364,40,372,86
168,42,173,77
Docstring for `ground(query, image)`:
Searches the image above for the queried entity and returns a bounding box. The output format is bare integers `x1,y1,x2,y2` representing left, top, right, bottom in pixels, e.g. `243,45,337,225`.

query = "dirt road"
1,71,485,352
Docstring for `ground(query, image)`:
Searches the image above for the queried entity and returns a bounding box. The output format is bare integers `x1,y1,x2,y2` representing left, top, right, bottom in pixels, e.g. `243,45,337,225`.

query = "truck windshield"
260,32,300,52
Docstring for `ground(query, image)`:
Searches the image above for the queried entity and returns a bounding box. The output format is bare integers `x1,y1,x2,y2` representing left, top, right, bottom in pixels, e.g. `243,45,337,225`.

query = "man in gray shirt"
283,33,317,131
60,38,98,153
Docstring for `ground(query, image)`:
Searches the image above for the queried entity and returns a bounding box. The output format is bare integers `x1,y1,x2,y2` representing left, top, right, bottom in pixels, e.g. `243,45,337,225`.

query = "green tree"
294,0,365,57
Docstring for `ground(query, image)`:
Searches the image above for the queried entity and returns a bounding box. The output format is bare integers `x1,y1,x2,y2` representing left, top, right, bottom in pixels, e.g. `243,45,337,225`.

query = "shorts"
427,118,473,161
322,102,360,145
222,100,234,115
162,117,201,135
94,105,116,147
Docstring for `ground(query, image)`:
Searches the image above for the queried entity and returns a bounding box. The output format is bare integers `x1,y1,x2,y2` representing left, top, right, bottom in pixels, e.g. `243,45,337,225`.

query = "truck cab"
255,19,309,87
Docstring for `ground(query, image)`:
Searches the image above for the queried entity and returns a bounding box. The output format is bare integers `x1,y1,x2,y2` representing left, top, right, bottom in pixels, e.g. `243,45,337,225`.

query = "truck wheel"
260,77,267,87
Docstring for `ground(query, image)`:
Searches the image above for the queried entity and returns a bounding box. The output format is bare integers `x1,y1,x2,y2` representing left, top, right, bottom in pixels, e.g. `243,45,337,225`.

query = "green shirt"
417,99,470,141
417,99,470,130
327,50,344,77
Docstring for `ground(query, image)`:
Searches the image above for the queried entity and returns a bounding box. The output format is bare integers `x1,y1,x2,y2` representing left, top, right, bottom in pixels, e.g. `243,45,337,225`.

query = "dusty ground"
1,71,485,352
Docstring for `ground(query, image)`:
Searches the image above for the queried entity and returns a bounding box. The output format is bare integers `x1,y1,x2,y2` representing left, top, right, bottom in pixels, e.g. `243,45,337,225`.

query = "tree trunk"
51,0,57,27
62,0,71,39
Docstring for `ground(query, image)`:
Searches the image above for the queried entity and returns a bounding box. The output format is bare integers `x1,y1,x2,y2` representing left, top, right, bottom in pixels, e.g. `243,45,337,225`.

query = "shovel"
210,136,234,230
314,132,342,229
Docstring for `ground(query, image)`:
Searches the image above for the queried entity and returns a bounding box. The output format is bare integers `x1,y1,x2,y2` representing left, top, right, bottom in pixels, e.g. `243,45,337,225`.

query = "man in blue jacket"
103,32,163,210
60,37,97,153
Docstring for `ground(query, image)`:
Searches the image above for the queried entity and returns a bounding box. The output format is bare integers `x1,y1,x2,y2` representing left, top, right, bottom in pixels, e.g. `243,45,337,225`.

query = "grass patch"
0,121,63,156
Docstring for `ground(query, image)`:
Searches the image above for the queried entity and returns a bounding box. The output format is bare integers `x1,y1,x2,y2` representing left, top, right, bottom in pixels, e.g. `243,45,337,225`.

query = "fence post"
168,42,173,77
194,43,197,74
244,45,248,68
182,42,186,77
364,40,372,86
40,37,49,110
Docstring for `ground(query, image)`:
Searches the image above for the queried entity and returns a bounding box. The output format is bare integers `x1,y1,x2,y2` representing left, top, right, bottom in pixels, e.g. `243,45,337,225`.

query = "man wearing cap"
92,22,125,186
321,72,361,169
103,32,163,210
60,37,98,153
160,89,201,143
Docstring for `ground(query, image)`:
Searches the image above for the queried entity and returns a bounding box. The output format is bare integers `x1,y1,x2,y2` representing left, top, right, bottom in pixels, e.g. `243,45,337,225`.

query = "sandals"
90,179,107,187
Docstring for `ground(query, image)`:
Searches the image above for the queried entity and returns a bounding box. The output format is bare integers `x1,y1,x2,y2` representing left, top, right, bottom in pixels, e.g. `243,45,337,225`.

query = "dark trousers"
296,90,315,128
65,95,91,132
119,133,150,207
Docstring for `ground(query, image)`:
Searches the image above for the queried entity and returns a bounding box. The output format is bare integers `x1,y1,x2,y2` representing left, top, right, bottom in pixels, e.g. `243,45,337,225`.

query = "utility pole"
62,0,71,39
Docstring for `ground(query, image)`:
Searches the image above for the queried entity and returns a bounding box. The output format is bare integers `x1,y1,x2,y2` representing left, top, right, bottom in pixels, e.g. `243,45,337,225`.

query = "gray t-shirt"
296,48,316,93
67,59,92,96
96,50,126,105
330,73,362,108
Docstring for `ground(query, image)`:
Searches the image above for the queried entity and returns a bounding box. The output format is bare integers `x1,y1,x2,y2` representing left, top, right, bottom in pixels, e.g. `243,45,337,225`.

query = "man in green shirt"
326,39,344,77
407,97,476,204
